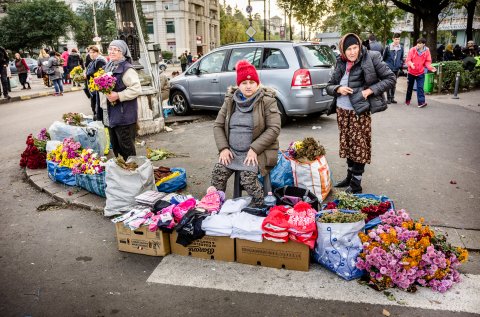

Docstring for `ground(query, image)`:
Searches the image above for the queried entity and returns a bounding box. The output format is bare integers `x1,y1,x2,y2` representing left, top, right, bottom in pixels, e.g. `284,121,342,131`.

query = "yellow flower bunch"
70,65,85,83
88,68,105,92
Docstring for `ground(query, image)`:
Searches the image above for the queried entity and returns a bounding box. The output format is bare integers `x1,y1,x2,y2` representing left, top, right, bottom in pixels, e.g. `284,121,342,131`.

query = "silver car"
169,41,336,124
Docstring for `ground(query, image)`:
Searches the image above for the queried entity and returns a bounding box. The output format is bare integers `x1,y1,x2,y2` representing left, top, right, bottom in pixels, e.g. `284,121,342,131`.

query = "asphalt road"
0,91,479,317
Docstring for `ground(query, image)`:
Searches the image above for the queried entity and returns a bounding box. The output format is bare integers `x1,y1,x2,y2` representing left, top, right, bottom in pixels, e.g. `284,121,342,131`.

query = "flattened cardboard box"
236,238,310,271
170,231,235,262
115,223,170,256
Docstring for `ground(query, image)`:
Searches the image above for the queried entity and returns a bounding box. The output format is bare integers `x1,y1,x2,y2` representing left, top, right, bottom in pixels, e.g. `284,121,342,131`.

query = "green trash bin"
424,63,438,93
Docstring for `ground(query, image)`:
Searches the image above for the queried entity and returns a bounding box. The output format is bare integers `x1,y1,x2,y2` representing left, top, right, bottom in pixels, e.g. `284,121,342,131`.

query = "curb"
24,168,480,251
0,87,83,105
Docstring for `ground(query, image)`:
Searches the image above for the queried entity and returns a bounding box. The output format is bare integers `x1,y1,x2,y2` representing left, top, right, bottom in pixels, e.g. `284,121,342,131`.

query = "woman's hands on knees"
244,149,258,166
219,148,233,165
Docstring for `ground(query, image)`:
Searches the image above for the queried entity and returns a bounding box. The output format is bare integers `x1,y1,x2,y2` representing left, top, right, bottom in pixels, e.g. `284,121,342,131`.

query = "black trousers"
0,67,9,97
19,72,30,88
386,70,400,101
108,123,137,160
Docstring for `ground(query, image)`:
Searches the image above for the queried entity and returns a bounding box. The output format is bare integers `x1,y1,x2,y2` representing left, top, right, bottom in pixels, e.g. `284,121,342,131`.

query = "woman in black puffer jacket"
326,33,396,194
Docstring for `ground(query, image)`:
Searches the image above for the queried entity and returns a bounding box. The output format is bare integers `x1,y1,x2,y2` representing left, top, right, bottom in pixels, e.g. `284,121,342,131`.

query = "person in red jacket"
405,38,436,108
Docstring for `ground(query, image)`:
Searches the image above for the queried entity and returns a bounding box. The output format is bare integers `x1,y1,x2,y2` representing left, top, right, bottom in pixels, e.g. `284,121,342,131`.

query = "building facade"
141,0,221,59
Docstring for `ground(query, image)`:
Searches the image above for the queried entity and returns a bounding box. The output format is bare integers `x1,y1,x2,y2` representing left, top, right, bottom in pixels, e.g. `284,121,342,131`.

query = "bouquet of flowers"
88,68,116,101
69,65,85,83
328,192,392,222
287,137,326,161
62,112,85,126
356,209,468,293
47,138,82,169
71,148,106,175
19,131,49,169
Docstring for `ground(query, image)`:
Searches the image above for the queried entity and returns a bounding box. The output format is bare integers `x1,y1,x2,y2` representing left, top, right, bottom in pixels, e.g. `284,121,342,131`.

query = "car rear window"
297,45,336,68
227,47,261,71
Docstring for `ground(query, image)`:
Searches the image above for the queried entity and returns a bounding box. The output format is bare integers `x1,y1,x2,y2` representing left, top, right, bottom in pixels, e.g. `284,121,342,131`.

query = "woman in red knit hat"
211,60,281,206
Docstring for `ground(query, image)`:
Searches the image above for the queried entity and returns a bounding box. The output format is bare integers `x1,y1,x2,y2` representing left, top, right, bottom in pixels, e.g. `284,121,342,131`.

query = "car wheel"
32,67,38,74
276,99,289,127
160,65,166,71
171,91,190,115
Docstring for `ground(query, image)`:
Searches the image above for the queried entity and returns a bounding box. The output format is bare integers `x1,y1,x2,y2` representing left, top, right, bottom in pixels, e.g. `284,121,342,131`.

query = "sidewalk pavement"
24,166,480,251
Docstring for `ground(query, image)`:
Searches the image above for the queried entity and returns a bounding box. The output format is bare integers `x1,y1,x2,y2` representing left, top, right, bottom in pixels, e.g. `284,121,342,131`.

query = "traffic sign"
247,37,255,42
246,5,252,14
93,36,101,42
246,26,256,38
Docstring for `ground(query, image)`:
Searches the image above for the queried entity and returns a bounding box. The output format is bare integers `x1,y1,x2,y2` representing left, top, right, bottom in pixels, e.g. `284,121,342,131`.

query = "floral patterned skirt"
336,108,371,164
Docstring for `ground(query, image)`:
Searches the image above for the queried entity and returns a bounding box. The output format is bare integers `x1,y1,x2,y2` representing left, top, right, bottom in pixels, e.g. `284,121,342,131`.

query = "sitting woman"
211,60,281,206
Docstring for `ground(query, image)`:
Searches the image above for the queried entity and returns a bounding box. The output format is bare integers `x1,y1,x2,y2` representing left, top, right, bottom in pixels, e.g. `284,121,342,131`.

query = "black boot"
346,175,362,194
335,169,352,187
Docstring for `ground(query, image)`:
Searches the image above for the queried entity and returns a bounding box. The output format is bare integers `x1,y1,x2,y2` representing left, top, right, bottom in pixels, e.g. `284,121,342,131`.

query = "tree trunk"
413,14,421,43
465,0,477,41
422,16,439,62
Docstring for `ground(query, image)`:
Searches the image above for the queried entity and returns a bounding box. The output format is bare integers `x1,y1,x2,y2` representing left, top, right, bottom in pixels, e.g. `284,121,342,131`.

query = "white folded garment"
205,229,232,237
230,231,263,243
201,213,235,233
232,212,264,234
219,197,252,214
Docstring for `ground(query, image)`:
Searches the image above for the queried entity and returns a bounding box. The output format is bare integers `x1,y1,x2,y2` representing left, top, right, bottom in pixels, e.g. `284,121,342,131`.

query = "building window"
166,21,175,34
146,20,154,35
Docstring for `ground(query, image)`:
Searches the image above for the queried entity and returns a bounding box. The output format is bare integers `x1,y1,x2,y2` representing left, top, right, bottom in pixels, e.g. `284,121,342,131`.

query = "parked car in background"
158,59,168,71
9,58,38,74
169,41,337,125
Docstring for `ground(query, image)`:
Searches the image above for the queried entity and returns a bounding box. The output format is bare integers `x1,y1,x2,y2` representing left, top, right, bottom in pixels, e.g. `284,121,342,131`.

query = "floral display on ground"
47,138,105,174
356,209,468,293
62,112,85,126
19,128,50,169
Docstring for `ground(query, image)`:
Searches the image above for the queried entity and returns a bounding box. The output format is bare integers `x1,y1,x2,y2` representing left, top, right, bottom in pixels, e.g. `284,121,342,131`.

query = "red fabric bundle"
262,205,290,242
286,201,317,249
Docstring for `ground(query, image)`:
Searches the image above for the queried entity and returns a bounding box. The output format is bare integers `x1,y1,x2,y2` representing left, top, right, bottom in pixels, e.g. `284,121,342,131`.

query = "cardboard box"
236,238,310,271
115,223,170,256
170,231,235,262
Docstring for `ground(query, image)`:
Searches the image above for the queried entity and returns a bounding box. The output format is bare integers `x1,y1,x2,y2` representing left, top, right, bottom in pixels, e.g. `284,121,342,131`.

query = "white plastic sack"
290,155,332,203
48,120,106,155
46,140,62,153
104,156,156,217
313,219,364,280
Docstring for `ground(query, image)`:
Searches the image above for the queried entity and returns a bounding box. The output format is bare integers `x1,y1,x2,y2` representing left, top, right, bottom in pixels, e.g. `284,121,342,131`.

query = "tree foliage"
323,0,402,43
0,0,76,52
72,0,117,49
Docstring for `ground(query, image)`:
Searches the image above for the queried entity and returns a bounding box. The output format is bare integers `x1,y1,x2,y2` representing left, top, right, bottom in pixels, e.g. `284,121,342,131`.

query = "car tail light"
291,69,312,87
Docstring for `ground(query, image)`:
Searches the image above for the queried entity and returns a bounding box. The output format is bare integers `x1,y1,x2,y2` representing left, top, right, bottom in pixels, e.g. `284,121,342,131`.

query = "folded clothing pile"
286,201,317,249
111,206,154,230
175,209,208,246
231,212,265,242
149,204,176,233
135,190,166,207
262,206,290,242
201,213,235,236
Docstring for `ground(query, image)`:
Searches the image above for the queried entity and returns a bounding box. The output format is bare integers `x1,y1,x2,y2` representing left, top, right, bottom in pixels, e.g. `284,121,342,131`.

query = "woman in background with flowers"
99,40,142,160
37,49,51,87
47,51,64,96
86,45,107,121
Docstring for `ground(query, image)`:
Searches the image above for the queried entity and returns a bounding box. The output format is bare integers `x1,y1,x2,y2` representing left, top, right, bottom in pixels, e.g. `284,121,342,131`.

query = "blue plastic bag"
76,172,106,197
324,193,395,230
259,151,293,189
156,168,187,193
47,161,76,186
314,209,365,280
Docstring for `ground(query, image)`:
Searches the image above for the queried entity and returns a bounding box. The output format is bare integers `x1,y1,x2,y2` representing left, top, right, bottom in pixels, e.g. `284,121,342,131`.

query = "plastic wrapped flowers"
46,138,105,174
356,209,468,293
69,65,85,83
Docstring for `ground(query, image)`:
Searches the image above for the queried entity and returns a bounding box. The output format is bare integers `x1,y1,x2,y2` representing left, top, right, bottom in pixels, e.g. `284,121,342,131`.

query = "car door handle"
211,79,219,83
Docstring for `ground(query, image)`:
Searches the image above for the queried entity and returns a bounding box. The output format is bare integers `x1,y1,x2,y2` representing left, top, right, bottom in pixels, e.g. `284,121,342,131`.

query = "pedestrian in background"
368,34,383,54
405,38,436,108
212,60,281,206
382,33,403,104
101,40,142,160
326,33,396,194
37,49,51,87
67,48,84,87
179,52,187,72
61,47,70,84
436,44,445,62
159,67,170,104
14,53,31,90
0,46,11,100
453,44,464,60
86,45,106,120
47,51,64,96
444,44,455,61
187,52,193,66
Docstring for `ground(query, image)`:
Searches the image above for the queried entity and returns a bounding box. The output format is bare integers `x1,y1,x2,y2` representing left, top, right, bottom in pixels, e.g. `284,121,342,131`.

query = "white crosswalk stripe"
147,254,480,314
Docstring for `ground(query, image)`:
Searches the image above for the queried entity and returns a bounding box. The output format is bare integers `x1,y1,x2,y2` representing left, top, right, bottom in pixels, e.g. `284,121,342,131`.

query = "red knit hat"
236,60,259,86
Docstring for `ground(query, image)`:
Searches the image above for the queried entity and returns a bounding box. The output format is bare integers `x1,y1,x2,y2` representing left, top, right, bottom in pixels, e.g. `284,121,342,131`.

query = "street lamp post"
92,0,101,47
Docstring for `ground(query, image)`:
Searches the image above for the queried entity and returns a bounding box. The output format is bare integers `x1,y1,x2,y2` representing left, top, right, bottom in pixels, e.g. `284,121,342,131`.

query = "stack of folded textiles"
135,190,166,207
262,206,290,242
200,196,251,236
111,206,154,230
286,201,317,249
231,212,264,242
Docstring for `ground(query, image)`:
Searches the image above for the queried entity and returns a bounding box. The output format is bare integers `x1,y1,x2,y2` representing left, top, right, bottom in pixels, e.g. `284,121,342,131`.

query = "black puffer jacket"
326,34,396,115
